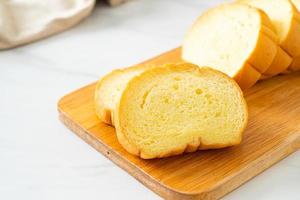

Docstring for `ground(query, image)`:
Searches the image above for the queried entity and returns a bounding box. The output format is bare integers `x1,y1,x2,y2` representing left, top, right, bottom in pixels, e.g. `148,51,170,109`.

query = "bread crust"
234,62,261,90
259,25,292,77
289,0,300,71
280,10,300,57
114,63,248,159
263,46,292,77
290,56,300,70
246,9,278,73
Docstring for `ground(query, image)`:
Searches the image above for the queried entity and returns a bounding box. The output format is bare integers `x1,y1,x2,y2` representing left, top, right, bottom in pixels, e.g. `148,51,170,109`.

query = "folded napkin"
0,0,96,49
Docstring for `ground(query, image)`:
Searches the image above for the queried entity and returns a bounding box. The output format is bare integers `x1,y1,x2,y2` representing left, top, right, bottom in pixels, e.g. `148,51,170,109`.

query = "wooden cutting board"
58,48,300,200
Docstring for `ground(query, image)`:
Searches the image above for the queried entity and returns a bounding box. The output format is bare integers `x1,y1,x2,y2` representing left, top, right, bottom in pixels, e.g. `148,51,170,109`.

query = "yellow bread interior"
95,65,151,125
239,0,300,58
182,3,278,89
114,63,248,159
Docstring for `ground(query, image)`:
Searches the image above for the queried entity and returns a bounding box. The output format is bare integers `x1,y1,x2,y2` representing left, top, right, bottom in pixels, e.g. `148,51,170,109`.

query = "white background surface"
1,0,300,199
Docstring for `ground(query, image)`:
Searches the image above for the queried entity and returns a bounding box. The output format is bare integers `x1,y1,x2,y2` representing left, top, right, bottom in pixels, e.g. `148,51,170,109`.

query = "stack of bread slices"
95,63,248,159
95,0,300,159
183,0,300,89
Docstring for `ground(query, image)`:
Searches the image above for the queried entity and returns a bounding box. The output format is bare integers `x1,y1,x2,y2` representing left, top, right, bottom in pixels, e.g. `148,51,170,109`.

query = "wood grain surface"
58,48,300,200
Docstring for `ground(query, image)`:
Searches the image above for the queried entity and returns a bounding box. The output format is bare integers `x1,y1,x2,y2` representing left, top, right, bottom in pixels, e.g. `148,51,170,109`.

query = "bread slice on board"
239,0,300,71
182,3,279,89
114,63,248,159
95,65,152,125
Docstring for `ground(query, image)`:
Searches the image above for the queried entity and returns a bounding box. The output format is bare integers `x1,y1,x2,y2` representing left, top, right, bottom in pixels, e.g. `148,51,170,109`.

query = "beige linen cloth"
0,0,98,49
0,0,128,49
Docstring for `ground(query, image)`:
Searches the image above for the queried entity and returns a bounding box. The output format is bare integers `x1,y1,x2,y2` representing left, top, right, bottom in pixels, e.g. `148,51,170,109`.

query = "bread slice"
95,65,152,125
182,3,279,89
114,63,248,159
239,0,300,71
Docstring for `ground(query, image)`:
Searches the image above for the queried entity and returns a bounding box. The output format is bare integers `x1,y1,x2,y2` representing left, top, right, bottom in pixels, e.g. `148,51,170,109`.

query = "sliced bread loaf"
239,0,300,71
114,63,248,159
182,3,279,89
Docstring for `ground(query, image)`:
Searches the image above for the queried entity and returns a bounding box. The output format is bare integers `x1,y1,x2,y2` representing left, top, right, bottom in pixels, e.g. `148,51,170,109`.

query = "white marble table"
1,0,299,199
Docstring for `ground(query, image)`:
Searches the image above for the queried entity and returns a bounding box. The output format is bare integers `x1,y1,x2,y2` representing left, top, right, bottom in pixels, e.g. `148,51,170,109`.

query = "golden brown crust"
246,25,277,73
234,62,261,90
114,63,248,159
260,24,279,43
259,9,278,33
237,2,293,76
250,15,293,76
262,46,292,76
290,56,300,71
280,6,300,57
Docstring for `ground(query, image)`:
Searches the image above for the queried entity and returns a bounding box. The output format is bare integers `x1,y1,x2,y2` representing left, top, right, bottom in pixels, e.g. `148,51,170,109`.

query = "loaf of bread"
182,3,281,89
239,0,300,71
95,65,152,125
114,63,248,159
